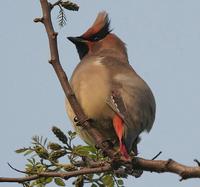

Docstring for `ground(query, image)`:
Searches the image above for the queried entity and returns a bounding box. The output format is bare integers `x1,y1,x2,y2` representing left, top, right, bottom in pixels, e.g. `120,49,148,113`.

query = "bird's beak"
67,36,85,45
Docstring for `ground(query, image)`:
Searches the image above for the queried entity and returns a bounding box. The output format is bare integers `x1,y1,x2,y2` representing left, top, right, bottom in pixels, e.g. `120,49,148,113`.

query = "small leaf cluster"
60,1,79,11
16,126,125,187
52,0,79,27
75,174,124,187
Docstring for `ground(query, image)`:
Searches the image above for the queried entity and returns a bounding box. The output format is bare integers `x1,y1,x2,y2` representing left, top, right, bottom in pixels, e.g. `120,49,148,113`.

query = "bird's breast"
70,58,113,119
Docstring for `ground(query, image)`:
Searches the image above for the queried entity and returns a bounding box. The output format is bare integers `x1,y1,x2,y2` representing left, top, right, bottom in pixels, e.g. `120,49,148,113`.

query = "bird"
66,11,156,159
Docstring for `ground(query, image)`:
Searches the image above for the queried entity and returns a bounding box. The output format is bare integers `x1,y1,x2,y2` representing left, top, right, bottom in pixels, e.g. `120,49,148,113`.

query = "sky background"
0,0,200,187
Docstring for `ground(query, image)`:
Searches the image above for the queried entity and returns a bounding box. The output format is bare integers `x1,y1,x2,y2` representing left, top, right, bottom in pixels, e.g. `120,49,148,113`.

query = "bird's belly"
71,62,114,119
78,78,111,118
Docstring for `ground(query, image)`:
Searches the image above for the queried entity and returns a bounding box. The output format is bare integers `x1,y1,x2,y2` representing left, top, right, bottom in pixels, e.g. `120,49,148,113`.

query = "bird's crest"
81,11,111,41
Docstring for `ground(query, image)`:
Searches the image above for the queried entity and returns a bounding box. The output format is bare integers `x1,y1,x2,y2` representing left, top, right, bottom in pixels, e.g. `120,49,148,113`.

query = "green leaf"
91,184,98,187
52,126,68,145
48,142,62,150
36,177,46,183
37,165,45,173
27,158,36,165
86,174,94,182
54,178,65,186
15,148,29,153
68,131,76,139
61,1,79,11
81,146,97,153
68,130,73,136
34,146,49,159
40,136,43,144
117,179,124,185
32,136,40,144
57,6,67,27
43,138,48,146
73,145,89,156
24,150,34,156
102,175,114,187
73,176,84,187
45,177,53,184
25,164,33,170
49,150,67,161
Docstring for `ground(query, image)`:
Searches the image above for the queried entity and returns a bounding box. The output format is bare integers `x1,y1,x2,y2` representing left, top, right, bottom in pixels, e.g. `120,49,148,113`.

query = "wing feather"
104,59,156,152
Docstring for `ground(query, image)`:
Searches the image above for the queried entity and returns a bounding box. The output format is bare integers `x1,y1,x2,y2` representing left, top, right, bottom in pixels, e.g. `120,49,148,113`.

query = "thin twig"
7,163,28,175
51,0,61,8
194,159,200,167
152,151,162,160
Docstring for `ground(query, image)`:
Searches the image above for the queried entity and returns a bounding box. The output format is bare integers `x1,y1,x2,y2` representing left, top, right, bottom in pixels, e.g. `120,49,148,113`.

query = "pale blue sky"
0,0,200,187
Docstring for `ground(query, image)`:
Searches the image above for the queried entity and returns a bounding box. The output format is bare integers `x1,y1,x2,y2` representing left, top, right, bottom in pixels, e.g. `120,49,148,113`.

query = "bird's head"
68,11,128,60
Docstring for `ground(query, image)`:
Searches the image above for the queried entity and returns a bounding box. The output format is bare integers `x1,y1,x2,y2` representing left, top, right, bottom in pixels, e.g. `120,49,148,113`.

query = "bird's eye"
88,35,101,41
92,36,99,41
89,35,100,41
74,116,79,123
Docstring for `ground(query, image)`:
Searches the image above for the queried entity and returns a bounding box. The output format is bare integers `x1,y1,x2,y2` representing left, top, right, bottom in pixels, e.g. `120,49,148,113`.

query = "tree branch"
0,164,112,183
33,0,116,159
1,158,200,183
133,158,200,181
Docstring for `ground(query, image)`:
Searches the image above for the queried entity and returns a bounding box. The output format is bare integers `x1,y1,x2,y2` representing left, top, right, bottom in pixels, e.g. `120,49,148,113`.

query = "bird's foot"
95,139,115,156
73,116,93,127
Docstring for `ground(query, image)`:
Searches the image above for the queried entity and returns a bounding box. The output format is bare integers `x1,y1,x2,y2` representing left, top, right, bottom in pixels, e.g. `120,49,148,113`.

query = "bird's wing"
106,90,141,154
106,91,131,126
104,60,156,153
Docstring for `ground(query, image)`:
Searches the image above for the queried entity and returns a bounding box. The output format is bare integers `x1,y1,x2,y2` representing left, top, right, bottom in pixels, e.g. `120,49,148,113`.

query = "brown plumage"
66,11,156,158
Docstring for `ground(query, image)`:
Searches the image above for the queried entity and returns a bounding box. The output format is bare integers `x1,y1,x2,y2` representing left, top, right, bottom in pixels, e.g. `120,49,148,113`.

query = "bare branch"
133,157,200,180
35,0,116,159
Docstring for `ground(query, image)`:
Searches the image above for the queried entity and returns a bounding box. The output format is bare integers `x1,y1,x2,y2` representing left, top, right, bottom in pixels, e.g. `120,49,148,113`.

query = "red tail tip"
120,143,129,159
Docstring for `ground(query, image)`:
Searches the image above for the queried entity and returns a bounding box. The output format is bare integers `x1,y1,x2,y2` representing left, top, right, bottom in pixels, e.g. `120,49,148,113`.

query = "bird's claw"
73,116,92,127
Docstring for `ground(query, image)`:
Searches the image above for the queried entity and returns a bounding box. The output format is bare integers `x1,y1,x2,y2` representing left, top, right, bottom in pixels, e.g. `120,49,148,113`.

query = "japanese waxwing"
66,11,156,158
